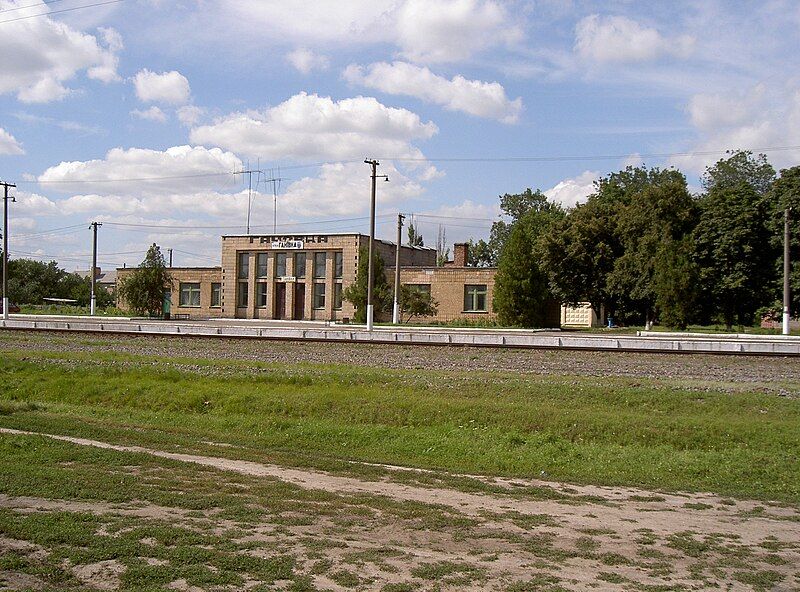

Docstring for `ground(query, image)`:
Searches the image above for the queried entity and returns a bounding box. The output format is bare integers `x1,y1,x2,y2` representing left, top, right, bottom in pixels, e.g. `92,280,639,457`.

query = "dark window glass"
464,284,488,312
238,281,248,307
295,253,306,278
334,252,343,279
238,253,249,279
210,283,221,307
179,283,200,307
275,253,287,277
257,283,268,307
314,252,327,278
256,253,268,278
334,283,343,309
406,284,431,295
313,283,326,309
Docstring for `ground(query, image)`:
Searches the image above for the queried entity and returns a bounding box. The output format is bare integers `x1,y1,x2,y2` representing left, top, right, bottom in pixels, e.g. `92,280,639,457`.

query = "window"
256,253,268,278
313,283,326,309
464,284,488,312
210,283,221,307
334,283,343,310
294,253,306,278
179,283,200,307
238,252,249,279
275,253,287,277
313,252,327,278
406,284,431,295
257,282,268,307
237,282,248,307
334,252,343,279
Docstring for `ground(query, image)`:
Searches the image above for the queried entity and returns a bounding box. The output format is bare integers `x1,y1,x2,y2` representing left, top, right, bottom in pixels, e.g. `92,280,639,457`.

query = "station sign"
278,276,297,283
271,240,304,249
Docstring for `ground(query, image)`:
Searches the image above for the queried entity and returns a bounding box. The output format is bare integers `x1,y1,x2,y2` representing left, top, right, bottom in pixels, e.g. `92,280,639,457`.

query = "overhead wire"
0,0,125,24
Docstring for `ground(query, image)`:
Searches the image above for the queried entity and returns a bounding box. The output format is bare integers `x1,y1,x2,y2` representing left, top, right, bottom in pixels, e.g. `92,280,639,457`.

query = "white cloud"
286,48,330,74
190,92,438,162
131,106,167,123
544,170,598,208
133,69,191,105
687,85,765,130
395,0,521,64
176,105,205,127
38,145,243,196
674,85,800,173
574,15,694,64
0,127,25,155
344,61,523,123
12,190,59,215
0,0,121,102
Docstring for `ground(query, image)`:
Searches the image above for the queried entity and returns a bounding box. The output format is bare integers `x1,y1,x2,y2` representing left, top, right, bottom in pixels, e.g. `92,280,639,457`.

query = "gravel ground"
2,329,799,386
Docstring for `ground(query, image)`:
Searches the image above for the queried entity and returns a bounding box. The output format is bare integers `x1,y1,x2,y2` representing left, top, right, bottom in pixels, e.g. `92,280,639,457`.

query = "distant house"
75,267,117,292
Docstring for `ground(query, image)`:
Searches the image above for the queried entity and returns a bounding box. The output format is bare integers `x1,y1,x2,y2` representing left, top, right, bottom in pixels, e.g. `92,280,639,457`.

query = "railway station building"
115,233,555,324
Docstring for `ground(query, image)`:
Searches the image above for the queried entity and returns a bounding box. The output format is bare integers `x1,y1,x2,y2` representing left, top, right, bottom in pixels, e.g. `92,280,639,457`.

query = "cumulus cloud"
0,0,121,103
131,106,167,123
687,85,765,130
286,48,330,74
176,105,205,127
133,69,191,105
0,127,25,155
544,171,598,208
344,61,523,123
199,1,517,64
674,85,800,173
190,92,438,162
38,145,242,196
575,15,694,63
395,0,521,63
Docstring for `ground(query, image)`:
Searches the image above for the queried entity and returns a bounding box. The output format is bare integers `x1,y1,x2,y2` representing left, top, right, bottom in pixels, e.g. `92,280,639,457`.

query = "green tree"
399,284,438,322
407,223,424,247
117,244,173,316
653,237,700,329
493,193,564,327
606,169,697,328
466,239,494,267
342,246,392,323
488,188,548,262
694,152,778,329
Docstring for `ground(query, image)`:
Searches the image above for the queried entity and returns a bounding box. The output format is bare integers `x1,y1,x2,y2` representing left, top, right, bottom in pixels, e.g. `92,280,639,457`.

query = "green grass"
17,304,126,317
0,345,798,502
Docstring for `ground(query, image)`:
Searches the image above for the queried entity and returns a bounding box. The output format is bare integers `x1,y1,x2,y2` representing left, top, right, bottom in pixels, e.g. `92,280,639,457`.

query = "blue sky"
1,0,799,270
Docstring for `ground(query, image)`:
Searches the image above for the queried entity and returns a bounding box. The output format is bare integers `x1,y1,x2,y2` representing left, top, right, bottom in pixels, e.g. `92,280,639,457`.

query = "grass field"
0,331,798,591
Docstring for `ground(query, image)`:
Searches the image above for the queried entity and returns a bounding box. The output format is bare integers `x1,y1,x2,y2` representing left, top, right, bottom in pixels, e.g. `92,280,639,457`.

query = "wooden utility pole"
784,207,792,335
364,160,388,331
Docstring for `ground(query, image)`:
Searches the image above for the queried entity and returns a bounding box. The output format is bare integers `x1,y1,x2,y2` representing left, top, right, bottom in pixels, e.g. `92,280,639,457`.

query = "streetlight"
364,159,388,331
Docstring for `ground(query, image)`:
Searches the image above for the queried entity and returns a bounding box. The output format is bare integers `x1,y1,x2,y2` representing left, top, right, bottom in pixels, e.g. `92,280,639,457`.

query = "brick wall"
116,267,223,318
398,267,498,323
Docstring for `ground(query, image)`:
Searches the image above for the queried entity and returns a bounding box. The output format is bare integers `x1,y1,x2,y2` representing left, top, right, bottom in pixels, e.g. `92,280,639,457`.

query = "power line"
0,0,70,14
0,0,125,24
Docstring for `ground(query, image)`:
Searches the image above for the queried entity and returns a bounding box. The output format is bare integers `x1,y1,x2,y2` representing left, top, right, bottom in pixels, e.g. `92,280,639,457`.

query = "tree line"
467,151,799,329
0,257,115,308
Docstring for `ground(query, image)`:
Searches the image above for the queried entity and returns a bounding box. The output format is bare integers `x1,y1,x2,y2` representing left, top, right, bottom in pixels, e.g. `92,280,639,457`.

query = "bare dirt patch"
1,427,799,591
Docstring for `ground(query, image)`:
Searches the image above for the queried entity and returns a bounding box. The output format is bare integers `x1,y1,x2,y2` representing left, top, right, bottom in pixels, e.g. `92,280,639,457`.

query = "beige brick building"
116,233,565,326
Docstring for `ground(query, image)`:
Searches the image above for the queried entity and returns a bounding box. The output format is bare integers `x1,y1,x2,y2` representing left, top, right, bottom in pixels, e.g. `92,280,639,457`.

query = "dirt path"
2,427,800,591
2,427,797,546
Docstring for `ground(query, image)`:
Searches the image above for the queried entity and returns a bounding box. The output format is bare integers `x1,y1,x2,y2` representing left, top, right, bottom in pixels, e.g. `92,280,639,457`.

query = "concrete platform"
2,316,800,356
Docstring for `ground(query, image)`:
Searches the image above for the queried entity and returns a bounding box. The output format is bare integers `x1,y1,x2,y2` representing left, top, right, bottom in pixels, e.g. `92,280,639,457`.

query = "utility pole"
393,213,405,324
89,222,102,316
2,181,16,321
784,207,792,335
364,159,388,331
167,248,173,268
233,165,264,234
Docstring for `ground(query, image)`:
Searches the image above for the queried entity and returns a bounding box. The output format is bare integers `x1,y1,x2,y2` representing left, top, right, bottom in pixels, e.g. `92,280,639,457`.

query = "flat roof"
221,232,435,251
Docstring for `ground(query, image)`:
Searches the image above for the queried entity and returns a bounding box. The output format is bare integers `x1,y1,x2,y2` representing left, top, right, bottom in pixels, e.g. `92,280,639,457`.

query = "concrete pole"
392,213,405,324
365,160,377,331
784,207,791,335
90,222,100,316
2,182,16,321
